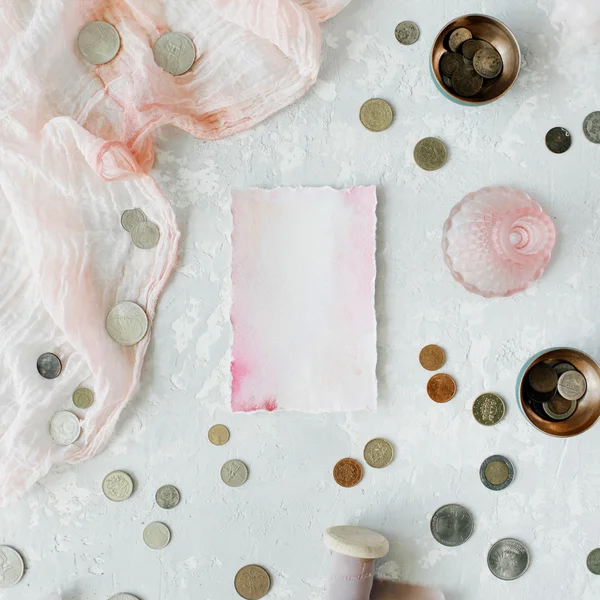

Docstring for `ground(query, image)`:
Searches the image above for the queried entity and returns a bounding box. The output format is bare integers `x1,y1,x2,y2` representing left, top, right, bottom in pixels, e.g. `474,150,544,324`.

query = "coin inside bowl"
517,348,600,437
431,14,521,105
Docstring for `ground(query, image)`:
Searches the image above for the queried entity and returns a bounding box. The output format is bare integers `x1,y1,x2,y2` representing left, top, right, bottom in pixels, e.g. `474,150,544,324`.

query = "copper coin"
528,363,558,394
419,345,446,371
333,458,363,488
427,374,456,403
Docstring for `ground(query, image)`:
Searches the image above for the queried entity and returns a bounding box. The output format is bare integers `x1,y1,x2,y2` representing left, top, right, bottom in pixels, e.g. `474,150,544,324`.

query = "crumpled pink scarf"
0,0,350,505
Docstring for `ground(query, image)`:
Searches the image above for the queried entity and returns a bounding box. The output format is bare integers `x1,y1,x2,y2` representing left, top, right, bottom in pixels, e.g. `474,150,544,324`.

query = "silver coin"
131,221,160,249
0,546,25,588
430,504,474,547
487,538,530,580
121,208,147,232
221,459,249,487
77,21,121,65
37,352,62,379
102,470,134,502
557,370,587,401
106,301,149,345
395,21,420,45
73,387,94,409
153,32,196,76
143,522,171,549
156,485,180,509
543,398,577,421
553,362,576,376
583,111,600,144
109,595,141,600
587,548,600,575
49,411,81,445
480,455,514,491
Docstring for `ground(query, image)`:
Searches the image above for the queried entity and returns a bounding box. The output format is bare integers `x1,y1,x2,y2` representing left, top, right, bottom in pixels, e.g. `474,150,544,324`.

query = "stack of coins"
419,345,457,403
121,209,160,249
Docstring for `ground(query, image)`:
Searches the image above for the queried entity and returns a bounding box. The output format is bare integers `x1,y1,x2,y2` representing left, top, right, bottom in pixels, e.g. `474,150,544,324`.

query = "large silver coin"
487,538,530,580
557,370,587,401
130,221,160,249
0,546,25,588
121,208,147,232
395,21,420,45
49,411,81,445
153,32,196,76
583,111,600,144
109,595,141,600
102,470,134,502
587,548,600,575
143,522,171,549
77,21,121,65
221,459,249,487
480,455,514,491
430,504,474,547
106,301,149,345
37,352,62,379
156,485,180,509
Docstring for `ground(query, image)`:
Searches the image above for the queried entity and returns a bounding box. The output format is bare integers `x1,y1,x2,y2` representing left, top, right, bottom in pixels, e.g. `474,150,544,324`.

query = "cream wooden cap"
323,526,389,559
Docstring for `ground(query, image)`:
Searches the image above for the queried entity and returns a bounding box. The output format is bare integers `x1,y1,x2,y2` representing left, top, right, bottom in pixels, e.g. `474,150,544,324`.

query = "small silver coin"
487,538,530,580
430,504,474,547
37,352,62,379
553,362,576,376
587,548,600,575
395,21,420,45
121,208,147,232
73,387,94,409
109,595,141,600
143,522,171,549
545,127,571,154
557,370,587,401
583,111,600,144
153,32,196,76
0,546,25,588
106,301,149,345
131,221,160,250
480,455,514,491
156,485,180,509
49,411,81,445
77,21,121,65
221,459,249,487
543,397,577,421
102,470,134,502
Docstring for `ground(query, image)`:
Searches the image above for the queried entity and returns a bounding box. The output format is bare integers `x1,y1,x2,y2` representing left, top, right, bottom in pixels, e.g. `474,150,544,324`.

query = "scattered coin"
106,301,149,345
395,21,420,45
109,595,141,600
545,127,572,154
0,546,25,588
208,424,230,446
583,111,600,144
462,39,493,60
472,393,506,426
72,387,94,409
440,52,463,77
131,221,160,249
333,458,363,488
528,363,558,394
426,374,456,403
553,362,576,376
419,344,446,371
153,32,196,76
451,64,483,97
359,98,393,132
480,455,514,491
414,137,447,171
487,538,530,580
121,208,147,232
102,470,134,502
449,27,472,52
156,485,180,509
77,21,121,65
143,522,171,549
543,397,576,421
221,459,249,487
430,504,474,547
234,564,271,600
587,548,600,575
49,410,81,445
363,438,394,469
557,370,587,401
473,47,503,78
37,352,62,379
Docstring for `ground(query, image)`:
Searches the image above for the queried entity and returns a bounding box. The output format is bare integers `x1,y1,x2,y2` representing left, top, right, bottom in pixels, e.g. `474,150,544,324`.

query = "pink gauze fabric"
230,187,378,413
0,0,351,506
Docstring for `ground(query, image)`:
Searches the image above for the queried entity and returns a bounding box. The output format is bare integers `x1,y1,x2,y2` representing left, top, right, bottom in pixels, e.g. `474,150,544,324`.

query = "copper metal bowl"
517,348,600,437
430,14,521,105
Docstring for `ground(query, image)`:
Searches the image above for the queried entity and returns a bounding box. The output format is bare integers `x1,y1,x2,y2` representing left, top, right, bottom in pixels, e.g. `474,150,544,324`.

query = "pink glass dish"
442,187,556,298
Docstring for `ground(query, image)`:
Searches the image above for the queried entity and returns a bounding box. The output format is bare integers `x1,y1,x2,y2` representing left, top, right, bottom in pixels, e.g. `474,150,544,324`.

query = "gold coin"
363,438,394,469
208,424,230,446
419,345,446,371
234,564,271,600
359,98,393,132
72,387,94,409
472,393,506,426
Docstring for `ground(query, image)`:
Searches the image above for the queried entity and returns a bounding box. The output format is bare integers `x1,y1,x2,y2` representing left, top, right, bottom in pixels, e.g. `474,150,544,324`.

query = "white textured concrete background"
4,0,600,599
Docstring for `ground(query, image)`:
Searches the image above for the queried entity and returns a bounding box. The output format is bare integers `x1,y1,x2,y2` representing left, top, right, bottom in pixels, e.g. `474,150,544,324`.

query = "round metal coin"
451,64,483,97
545,127,571,154
73,387,94,409
363,438,394,469
557,370,587,401
0,546,25,588
487,538,530,580
426,374,456,403
153,32,196,76
109,595,141,600
587,548,600,575
554,362,576,376
156,485,180,509
395,21,420,45
143,522,171,549
221,459,249,487
472,393,506,426
583,111,600,144
449,27,473,52
528,363,558,394
480,455,514,491
102,470,134,502
333,458,363,488
77,21,121,65
543,397,577,421
414,137,448,171
359,98,393,132
419,344,446,371
208,424,230,445
121,208,147,232
430,504,474,547
461,39,493,60
106,301,149,345
131,221,160,249
473,48,503,78
37,352,62,379
440,52,463,77
234,564,271,600
49,411,81,445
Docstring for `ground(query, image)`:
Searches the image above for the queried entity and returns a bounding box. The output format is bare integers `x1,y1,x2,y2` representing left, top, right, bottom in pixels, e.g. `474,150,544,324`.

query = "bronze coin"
440,52,463,77
473,48,503,79
461,39,493,60
419,345,446,371
427,374,457,403
333,458,363,488
451,64,483,97
545,127,572,154
448,27,472,52
234,564,271,600
528,363,558,394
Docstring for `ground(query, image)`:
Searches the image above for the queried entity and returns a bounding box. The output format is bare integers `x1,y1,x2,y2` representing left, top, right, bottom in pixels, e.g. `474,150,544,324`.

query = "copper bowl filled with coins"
517,348,600,437
430,14,521,105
